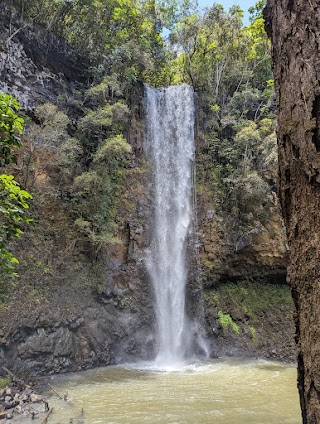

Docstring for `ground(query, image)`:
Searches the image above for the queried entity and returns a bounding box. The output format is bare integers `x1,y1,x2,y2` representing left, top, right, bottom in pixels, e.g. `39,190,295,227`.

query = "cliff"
0,12,295,375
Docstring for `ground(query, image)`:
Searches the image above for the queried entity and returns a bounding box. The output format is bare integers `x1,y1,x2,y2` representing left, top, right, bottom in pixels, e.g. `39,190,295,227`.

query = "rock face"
264,1,320,422
203,280,295,361
0,9,294,376
196,176,292,360
197,194,288,287
0,7,86,109
0,9,156,374
0,76,153,374
0,89,155,373
0,300,153,374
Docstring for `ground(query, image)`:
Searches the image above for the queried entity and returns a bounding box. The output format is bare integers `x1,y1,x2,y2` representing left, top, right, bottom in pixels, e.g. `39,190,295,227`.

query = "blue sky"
198,0,258,24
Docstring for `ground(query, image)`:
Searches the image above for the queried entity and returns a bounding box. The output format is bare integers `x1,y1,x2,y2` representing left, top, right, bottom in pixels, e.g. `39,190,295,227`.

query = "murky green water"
16,359,301,424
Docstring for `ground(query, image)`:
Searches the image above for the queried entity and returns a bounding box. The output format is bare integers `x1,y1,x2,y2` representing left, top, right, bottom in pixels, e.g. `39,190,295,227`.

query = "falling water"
144,84,195,365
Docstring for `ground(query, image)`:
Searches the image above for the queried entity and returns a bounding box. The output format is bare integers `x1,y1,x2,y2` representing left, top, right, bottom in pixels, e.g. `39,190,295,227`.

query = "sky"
198,0,258,24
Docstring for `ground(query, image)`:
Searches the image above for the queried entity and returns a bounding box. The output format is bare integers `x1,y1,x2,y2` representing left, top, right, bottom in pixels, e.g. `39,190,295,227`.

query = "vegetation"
249,326,256,339
2,1,275,281
72,134,132,259
9,0,171,86
0,175,32,277
168,0,275,231
217,311,240,334
0,94,24,166
21,74,133,261
0,377,11,389
0,94,32,279
204,280,293,341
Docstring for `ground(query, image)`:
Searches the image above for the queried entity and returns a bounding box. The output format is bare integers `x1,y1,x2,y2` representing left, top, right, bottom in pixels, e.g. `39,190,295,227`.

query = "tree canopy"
2,0,273,265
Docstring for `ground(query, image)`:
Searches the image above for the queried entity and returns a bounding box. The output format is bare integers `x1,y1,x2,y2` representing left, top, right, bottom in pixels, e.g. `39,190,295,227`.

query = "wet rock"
4,400,18,410
21,394,28,402
0,382,49,421
15,404,22,414
30,393,43,403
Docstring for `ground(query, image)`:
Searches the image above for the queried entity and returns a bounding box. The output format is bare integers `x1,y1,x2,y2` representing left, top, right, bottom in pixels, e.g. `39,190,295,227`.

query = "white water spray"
144,84,196,365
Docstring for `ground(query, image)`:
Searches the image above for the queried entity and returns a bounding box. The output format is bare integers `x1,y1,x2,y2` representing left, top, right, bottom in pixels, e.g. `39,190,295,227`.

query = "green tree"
0,93,32,277
0,175,32,277
248,0,266,22
9,0,170,85
0,94,24,165
72,135,132,260
168,4,276,229
15,0,209,87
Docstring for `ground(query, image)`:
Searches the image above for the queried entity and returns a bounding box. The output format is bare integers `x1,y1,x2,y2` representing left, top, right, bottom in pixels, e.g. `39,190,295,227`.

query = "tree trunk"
264,1,320,422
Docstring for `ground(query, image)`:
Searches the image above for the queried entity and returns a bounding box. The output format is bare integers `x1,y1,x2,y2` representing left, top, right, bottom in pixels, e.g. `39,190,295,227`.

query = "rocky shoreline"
0,371,49,421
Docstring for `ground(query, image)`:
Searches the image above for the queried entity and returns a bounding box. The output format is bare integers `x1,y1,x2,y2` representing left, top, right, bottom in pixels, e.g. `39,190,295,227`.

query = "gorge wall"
0,10,295,376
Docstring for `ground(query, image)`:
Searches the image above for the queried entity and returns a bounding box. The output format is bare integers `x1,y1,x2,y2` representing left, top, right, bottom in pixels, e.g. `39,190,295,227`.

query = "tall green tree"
0,93,32,278
0,94,24,166
167,3,276,228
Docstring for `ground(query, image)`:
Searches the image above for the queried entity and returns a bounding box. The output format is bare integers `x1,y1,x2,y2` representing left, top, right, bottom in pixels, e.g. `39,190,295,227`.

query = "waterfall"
144,84,196,365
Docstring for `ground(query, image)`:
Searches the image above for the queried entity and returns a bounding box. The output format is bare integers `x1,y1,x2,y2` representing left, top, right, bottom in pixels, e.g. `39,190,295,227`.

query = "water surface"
17,359,301,424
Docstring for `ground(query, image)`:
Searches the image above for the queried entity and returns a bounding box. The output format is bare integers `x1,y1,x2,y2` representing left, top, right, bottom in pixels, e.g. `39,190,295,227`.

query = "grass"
249,326,256,339
218,311,240,334
0,377,11,388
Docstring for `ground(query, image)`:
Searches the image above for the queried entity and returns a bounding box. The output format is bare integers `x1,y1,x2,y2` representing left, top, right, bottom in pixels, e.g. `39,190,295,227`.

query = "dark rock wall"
0,28,155,371
197,193,288,286
0,154,156,374
0,8,86,108
195,143,292,360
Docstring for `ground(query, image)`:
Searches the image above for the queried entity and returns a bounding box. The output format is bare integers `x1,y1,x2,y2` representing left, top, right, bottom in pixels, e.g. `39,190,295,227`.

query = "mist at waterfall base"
144,84,208,368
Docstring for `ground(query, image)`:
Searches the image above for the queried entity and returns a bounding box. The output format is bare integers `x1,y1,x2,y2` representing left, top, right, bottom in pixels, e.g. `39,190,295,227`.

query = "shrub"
217,311,240,334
